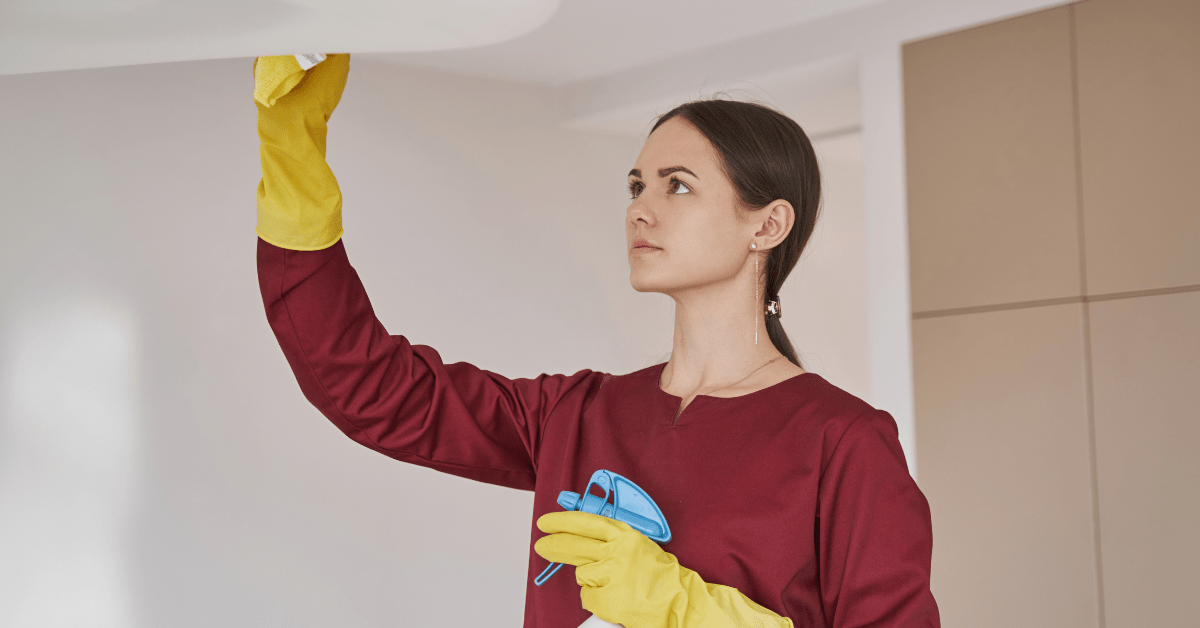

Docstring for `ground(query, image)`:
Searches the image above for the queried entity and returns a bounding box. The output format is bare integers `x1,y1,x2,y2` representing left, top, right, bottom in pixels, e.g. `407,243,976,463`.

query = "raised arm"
253,54,601,490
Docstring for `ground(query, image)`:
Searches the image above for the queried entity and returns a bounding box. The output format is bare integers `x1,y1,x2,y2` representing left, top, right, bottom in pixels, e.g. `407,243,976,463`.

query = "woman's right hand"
254,53,350,252
254,53,349,120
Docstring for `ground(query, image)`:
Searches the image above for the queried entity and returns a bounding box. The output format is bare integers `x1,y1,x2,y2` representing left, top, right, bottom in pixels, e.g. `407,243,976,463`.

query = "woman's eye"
628,177,690,198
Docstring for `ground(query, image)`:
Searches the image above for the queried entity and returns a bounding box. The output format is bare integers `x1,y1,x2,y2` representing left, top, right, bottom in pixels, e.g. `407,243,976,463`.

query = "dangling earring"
751,243,758,345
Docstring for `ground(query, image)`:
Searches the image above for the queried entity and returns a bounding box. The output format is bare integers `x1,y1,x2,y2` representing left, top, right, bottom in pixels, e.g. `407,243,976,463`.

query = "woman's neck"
658,280,802,399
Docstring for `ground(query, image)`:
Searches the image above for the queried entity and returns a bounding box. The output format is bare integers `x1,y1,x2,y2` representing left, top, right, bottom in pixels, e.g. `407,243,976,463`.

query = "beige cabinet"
903,1,1200,626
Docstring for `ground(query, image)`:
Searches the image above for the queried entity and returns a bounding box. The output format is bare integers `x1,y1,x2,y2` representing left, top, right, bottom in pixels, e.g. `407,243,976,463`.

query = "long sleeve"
816,410,941,627
257,236,602,490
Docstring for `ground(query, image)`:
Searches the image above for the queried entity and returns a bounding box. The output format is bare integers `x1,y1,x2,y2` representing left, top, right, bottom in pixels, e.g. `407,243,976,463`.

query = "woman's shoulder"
589,361,659,392
762,371,894,435
757,374,909,476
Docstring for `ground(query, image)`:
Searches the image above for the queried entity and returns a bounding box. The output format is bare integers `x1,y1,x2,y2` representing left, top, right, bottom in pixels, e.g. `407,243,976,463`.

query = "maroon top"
257,237,940,627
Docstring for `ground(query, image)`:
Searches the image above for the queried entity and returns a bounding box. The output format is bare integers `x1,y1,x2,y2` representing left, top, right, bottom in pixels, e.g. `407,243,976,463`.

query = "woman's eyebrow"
627,166,699,179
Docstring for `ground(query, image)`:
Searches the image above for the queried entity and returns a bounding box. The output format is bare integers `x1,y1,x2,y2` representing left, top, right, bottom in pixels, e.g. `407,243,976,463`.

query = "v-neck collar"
645,362,818,427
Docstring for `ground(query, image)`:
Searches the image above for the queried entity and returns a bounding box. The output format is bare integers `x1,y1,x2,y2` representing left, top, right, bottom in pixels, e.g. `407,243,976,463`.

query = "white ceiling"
361,0,887,86
0,0,1076,90
1,0,1072,138
0,0,561,76
0,0,887,80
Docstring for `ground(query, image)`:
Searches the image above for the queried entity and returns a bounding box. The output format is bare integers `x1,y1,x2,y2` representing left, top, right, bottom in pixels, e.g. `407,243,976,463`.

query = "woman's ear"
755,199,795,248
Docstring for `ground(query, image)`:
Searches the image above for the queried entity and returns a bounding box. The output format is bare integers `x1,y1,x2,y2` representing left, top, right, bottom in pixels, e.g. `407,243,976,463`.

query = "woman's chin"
629,271,674,294
628,273,659,293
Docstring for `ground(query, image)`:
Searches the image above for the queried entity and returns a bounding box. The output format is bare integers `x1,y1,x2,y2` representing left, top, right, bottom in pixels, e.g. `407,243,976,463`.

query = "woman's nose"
627,198,654,226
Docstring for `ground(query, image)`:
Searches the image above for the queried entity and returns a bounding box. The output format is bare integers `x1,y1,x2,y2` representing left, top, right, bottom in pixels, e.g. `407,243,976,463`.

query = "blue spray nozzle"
535,469,670,586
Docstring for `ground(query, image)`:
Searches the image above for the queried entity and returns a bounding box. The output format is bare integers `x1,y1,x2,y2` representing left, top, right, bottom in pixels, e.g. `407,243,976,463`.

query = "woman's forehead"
634,117,721,175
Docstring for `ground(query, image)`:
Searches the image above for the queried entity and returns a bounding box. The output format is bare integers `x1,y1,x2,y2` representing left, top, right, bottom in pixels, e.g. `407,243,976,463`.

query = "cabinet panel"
1076,0,1200,294
1089,291,1200,627
913,303,1098,627
904,7,1081,313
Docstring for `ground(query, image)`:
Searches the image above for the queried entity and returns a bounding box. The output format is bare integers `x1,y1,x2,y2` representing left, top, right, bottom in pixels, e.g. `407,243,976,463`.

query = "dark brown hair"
649,99,822,369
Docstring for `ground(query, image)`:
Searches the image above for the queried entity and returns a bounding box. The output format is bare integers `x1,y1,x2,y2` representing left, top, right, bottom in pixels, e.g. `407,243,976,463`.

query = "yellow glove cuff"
693,578,796,628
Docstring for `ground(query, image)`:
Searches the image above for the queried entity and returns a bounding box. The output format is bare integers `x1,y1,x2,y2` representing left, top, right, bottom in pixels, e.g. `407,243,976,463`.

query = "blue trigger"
536,470,671,586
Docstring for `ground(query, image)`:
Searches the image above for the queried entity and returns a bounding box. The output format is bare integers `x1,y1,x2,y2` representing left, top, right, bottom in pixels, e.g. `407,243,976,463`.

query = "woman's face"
626,116,754,295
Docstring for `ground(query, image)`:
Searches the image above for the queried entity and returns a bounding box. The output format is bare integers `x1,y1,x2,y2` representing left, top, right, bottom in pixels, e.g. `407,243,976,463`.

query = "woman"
254,53,940,628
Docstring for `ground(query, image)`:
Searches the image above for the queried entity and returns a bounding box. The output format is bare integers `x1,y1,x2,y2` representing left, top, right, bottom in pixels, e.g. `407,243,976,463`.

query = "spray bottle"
536,469,672,628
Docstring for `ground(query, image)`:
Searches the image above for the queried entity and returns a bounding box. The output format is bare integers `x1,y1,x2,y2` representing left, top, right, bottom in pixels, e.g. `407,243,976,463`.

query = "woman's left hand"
535,510,684,626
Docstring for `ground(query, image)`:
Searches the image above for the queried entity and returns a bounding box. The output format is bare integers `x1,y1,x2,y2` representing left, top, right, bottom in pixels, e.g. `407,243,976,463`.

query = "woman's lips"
631,238,661,253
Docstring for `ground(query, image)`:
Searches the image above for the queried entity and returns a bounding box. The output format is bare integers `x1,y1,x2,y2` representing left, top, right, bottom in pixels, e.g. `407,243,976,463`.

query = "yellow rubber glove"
253,55,306,108
535,511,794,628
254,53,349,251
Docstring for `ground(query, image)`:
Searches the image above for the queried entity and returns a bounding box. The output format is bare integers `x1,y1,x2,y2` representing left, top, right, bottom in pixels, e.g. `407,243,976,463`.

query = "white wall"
0,57,866,627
